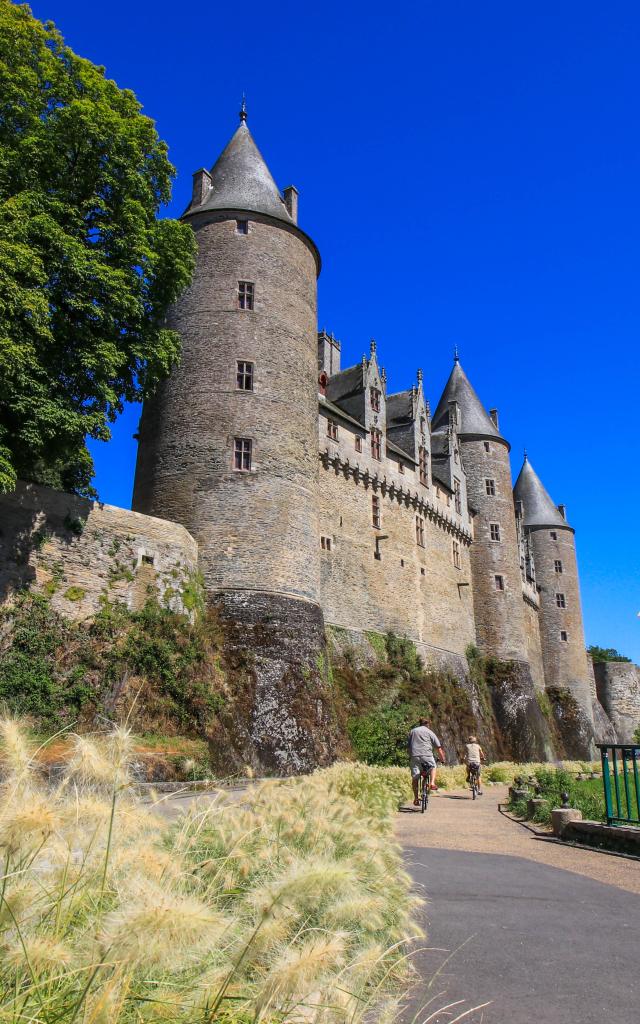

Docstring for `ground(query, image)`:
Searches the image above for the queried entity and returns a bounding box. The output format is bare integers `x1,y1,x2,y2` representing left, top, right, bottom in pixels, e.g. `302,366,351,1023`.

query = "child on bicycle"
465,735,485,794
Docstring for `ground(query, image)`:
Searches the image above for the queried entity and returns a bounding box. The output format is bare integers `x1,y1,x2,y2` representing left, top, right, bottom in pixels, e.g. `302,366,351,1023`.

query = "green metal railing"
597,743,640,826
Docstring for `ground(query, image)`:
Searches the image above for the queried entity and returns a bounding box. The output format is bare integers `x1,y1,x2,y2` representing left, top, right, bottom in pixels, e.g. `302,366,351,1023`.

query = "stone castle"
2,109,638,770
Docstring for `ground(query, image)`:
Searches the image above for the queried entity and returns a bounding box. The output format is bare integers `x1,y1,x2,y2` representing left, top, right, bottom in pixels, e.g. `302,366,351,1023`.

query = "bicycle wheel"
472,777,477,800
421,774,429,813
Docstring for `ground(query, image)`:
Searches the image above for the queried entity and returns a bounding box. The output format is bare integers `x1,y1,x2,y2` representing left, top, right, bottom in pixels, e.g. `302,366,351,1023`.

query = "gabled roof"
325,364,364,405
386,390,414,425
513,457,571,529
432,360,506,444
186,121,293,224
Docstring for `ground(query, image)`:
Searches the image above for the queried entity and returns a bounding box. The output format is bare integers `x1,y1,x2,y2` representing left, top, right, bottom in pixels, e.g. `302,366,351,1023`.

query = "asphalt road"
401,840,640,1023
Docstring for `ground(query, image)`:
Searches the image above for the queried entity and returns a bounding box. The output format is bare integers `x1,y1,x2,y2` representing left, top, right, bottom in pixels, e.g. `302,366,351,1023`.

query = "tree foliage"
587,645,631,664
0,1,196,495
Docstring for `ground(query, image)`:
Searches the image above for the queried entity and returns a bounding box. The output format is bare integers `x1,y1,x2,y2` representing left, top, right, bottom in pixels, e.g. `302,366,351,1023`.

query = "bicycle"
419,761,432,813
468,763,482,800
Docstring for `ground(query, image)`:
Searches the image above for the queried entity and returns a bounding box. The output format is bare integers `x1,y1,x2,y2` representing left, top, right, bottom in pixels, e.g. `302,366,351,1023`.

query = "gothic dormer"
386,368,431,487
430,400,469,518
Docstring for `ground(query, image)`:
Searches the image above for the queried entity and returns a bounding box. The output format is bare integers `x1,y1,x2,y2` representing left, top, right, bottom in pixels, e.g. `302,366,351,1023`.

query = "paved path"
397,787,640,1023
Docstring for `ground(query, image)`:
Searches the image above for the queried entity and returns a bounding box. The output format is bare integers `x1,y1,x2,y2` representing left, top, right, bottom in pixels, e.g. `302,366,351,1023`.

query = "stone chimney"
283,185,298,223
191,168,212,207
317,329,341,376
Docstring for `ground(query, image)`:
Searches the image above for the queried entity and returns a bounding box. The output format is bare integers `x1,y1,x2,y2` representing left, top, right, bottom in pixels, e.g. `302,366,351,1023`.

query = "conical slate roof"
431,360,505,443
513,457,570,529
187,121,293,223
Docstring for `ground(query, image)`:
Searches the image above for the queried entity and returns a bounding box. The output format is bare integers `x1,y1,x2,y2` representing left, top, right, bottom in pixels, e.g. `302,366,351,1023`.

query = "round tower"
431,357,528,662
132,111,332,772
133,111,321,609
513,457,593,723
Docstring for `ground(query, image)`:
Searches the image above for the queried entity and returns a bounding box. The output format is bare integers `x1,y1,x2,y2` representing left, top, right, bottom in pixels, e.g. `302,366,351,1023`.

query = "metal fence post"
600,746,613,826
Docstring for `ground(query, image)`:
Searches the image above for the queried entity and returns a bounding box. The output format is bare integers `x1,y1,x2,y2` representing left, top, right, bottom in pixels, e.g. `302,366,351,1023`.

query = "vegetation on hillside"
0,0,196,495
509,767,611,826
0,721,420,1023
587,645,631,664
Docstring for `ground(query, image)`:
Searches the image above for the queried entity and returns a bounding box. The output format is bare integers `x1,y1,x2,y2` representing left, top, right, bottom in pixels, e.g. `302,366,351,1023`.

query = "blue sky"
30,0,640,661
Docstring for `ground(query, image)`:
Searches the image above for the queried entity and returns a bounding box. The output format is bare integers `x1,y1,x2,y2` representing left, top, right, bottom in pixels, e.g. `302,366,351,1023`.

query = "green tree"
0,2,196,495
587,645,631,664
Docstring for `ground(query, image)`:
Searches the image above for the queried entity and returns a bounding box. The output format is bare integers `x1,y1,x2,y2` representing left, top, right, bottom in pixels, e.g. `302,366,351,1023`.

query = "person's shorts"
410,756,436,778
467,761,481,771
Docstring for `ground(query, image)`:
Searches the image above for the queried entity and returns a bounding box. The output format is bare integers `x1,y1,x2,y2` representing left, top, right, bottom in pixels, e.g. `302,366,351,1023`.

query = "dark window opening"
554,559,563,573
420,567,426,576
490,523,501,542
556,592,566,608
321,535,332,551
550,531,557,540
355,436,362,453
327,418,338,441
399,462,405,474
236,360,254,391
419,445,428,485
495,574,505,591
560,630,568,642
233,437,252,471
370,386,381,412
416,516,425,547
372,495,381,529
236,220,248,234
238,281,254,310
484,442,490,452
453,540,461,569
141,554,155,566
485,479,496,496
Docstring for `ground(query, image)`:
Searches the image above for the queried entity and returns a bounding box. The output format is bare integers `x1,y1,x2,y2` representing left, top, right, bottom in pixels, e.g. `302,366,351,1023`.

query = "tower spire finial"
239,94,247,123
453,344,459,363
523,447,528,462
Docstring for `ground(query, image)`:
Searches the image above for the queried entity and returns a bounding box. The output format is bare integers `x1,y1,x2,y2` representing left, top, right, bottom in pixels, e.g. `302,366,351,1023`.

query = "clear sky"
29,0,640,661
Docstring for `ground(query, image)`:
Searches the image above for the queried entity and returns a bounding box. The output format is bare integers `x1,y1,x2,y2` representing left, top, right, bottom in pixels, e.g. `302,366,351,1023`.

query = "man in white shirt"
407,718,446,806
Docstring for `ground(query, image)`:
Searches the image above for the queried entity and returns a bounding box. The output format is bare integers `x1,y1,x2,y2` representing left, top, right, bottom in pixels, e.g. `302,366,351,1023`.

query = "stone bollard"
551,807,582,838
527,797,547,819
509,787,529,802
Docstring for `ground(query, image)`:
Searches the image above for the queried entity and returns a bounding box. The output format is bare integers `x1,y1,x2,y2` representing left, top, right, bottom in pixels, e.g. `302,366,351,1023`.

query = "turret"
132,107,331,772
513,456,593,724
432,356,528,663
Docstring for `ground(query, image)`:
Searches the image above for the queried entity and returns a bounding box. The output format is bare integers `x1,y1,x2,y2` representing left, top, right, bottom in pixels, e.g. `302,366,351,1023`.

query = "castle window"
327,419,338,441
421,567,426,576
141,554,155,566
416,516,425,547
419,445,428,485
550,531,557,540
485,479,496,496
495,574,505,591
370,387,381,412
452,540,461,569
399,462,405,474
554,559,563,574
484,442,490,452
233,437,252,471
236,219,248,235
371,429,382,461
238,281,254,310
372,495,381,529
454,478,462,514
490,523,501,542
321,535,332,551
556,592,566,608
236,360,254,391
355,436,362,453
560,630,568,642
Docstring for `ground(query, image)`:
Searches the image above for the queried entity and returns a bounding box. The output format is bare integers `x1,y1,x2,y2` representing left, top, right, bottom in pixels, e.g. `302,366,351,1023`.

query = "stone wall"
521,595,546,691
594,661,640,742
317,440,476,666
461,438,528,662
0,482,199,619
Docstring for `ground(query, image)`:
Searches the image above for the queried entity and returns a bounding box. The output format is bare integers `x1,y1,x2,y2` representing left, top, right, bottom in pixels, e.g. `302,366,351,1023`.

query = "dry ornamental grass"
0,722,422,1023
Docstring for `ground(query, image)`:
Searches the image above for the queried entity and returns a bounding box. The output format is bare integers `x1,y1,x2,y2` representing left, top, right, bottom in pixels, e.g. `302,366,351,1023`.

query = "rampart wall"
0,482,199,620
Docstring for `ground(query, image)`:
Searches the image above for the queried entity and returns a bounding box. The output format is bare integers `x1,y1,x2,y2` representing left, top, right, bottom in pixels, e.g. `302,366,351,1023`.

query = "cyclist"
465,735,485,795
408,718,446,806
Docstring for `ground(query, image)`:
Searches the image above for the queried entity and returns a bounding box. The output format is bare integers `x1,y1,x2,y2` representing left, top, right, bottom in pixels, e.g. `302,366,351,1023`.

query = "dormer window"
370,387,381,412
238,281,254,310
327,419,338,441
355,436,362,453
